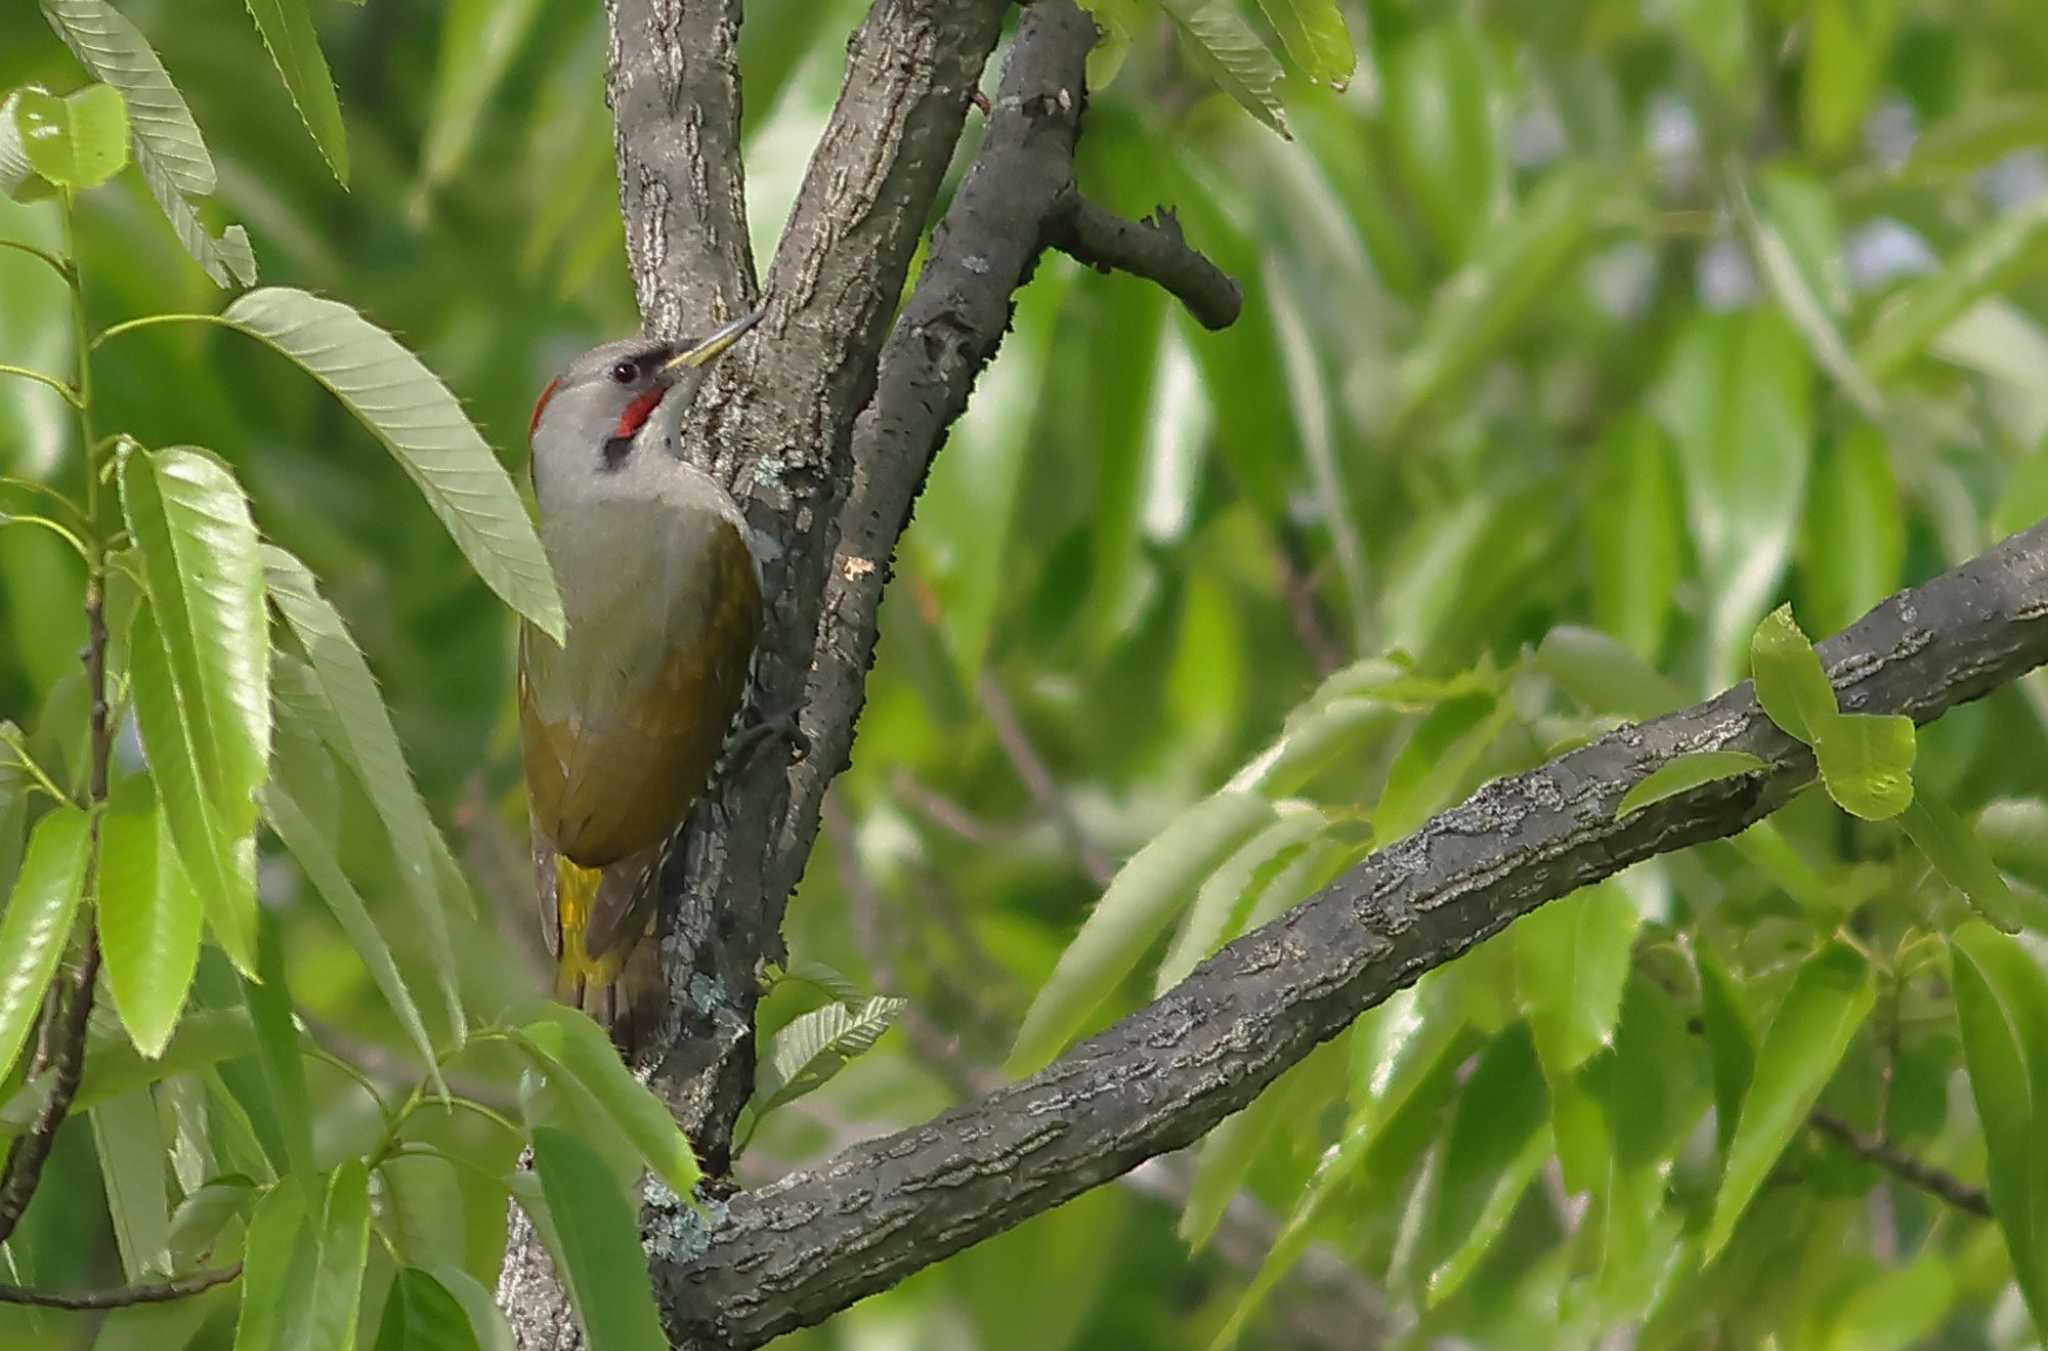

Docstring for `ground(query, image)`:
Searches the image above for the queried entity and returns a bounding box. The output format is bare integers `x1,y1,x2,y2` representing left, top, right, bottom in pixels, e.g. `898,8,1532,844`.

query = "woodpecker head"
528,309,763,497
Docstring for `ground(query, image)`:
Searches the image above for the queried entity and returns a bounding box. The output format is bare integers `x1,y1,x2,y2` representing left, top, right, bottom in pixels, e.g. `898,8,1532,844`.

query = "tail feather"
546,851,664,1059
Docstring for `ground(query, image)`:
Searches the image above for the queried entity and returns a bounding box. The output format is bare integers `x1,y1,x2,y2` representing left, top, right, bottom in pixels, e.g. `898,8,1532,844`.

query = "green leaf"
1514,883,1640,1077
1695,943,1757,1158
263,761,443,1085
39,0,215,190
1616,750,1768,817
265,546,469,998
747,995,906,1128
98,774,203,1057
1224,696,1397,798
91,1086,171,1277
1896,95,2048,184
1534,625,1687,722
235,1180,316,1351
1950,920,2048,1329
0,91,56,201
1801,0,1898,156
1656,311,1812,684
527,1126,668,1351
1900,786,2023,932
515,1005,702,1199
1585,417,1682,663
1423,1023,1551,1305
1749,603,1836,745
0,805,89,1084
1007,791,1277,1074
1383,24,1499,262
1734,168,1883,418
1180,1042,1334,1250
419,0,545,188
1857,197,2048,382
1157,806,1325,994
424,1265,515,1351
1802,427,1903,637
1251,0,1353,86
217,289,564,640
120,446,269,975
243,915,313,1178
1375,691,1510,841
375,1267,481,1351
14,83,129,188
309,1161,372,1350
0,1008,258,1132
1389,165,1605,434
168,1177,255,1267
1704,942,1874,1261
1157,0,1290,138
241,0,349,183
1813,711,1915,821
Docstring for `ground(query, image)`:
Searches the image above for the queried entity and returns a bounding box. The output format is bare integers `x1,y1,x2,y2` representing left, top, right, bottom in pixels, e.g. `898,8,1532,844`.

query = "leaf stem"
89,311,237,352
0,238,70,281
0,365,80,406
0,512,91,563
0,475,89,524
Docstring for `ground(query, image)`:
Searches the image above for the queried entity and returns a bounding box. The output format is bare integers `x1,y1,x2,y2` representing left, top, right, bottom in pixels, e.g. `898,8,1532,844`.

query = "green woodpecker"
519,310,765,1054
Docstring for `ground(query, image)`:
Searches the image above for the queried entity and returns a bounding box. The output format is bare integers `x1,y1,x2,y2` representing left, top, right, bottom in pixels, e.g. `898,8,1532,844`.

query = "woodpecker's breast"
519,461,762,865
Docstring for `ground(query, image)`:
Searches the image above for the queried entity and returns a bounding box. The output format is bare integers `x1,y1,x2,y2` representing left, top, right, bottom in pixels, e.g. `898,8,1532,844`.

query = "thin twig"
1048,195,1244,330
888,769,1032,847
0,1264,241,1310
976,673,1116,889
1809,1112,1991,1219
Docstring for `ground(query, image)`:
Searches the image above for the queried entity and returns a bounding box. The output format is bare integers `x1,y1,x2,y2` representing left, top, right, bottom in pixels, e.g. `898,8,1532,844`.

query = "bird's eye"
609,360,638,384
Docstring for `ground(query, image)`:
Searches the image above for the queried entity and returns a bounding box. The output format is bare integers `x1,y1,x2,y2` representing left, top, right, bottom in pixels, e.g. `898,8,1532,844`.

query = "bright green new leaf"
242,0,350,183
14,83,129,188
1252,0,1354,87
120,446,270,974
1857,197,2048,381
516,1005,702,1199
1617,750,1768,817
1008,791,1276,1074
0,806,89,1085
218,289,564,640
244,916,314,1178
1814,711,1915,821
1157,0,1290,138
1900,785,2022,931
1423,1024,1551,1305
1951,920,2048,1330
98,774,203,1057
748,995,906,1131
1514,883,1641,1077
91,1085,171,1277
375,1267,482,1351
528,1126,669,1351
1749,604,1836,744
1704,942,1875,1261
1157,805,1326,993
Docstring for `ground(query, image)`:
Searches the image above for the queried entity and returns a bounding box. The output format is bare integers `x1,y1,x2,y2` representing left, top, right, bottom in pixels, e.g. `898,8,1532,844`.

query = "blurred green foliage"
3,0,2048,1346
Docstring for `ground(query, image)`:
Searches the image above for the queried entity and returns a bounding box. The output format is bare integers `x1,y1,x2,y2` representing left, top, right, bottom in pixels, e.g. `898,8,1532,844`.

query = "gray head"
528,310,762,494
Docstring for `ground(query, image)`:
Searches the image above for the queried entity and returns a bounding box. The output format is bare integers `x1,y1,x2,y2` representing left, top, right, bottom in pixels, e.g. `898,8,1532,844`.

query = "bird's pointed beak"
659,308,765,379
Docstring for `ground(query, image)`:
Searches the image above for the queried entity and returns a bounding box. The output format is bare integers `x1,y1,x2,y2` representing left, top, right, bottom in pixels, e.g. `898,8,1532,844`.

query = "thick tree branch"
605,0,757,333
640,524,2048,1347
1049,196,1243,330
0,1263,240,1310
